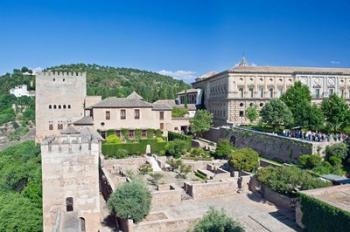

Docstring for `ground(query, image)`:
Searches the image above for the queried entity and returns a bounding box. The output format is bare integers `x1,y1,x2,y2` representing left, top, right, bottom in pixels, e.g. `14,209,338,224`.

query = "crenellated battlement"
37,71,86,77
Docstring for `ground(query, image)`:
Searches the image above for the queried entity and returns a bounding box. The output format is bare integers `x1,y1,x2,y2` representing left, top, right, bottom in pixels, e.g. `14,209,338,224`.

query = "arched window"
49,105,52,109
79,217,86,232
58,105,61,109
68,105,71,109
63,105,66,109
66,197,74,212
54,105,57,109
269,88,274,98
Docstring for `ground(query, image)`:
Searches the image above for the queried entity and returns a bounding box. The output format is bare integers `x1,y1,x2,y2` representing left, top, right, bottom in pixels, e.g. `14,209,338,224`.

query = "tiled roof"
73,116,94,125
126,91,144,100
91,97,153,108
231,65,350,74
61,125,80,135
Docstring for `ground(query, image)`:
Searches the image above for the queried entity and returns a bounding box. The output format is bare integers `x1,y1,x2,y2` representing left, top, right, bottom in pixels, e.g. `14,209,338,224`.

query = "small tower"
35,71,87,142
41,127,102,232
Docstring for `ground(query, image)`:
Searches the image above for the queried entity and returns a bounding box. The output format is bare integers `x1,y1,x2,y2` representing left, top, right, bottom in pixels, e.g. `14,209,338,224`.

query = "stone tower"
35,71,87,142
41,127,102,232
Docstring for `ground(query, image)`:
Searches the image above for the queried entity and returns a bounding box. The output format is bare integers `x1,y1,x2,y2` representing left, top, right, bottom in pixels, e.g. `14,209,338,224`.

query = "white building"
9,84,35,97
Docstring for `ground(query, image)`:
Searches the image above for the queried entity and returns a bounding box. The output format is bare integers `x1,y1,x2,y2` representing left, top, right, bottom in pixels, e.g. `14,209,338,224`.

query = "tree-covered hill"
0,141,42,231
48,64,190,101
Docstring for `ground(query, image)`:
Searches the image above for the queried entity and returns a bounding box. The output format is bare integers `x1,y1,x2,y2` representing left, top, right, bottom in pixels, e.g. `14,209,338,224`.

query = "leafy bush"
190,109,213,136
298,154,323,169
192,208,244,232
165,139,189,158
246,105,259,123
168,131,192,142
228,148,259,172
214,139,234,159
105,134,121,144
107,180,151,223
183,148,211,161
299,193,350,232
138,163,153,175
325,143,348,160
256,166,331,197
260,99,293,131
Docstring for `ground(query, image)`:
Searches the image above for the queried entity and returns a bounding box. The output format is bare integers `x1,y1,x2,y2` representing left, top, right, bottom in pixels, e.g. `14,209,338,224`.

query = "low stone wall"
184,179,238,200
151,185,182,209
182,159,226,171
203,127,332,163
262,185,296,210
129,217,199,232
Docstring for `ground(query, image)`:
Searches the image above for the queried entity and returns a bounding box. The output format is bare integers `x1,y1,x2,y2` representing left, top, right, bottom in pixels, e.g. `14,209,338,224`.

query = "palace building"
192,58,350,125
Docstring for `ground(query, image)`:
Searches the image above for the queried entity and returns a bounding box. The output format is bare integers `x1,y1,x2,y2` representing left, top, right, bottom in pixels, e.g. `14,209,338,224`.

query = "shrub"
155,129,162,137
138,163,153,175
107,180,151,223
183,148,211,161
178,163,192,179
105,134,121,144
149,173,163,186
192,208,244,232
165,139,189,158
135,129,142,140
214,139,234,159
325,143,348,160
228,148,259,172
298,154,323,169
256,166,331,197
168,131,192,143
114,149,128,159
166,158,183,171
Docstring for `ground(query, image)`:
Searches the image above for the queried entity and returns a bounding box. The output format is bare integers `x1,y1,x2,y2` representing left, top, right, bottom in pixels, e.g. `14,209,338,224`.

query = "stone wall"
203,127,330,163
184,179,238,200
129,217,199,232
151,185,182,209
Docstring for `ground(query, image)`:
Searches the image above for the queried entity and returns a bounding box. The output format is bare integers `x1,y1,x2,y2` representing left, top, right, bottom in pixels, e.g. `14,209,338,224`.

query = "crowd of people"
280,129,347,142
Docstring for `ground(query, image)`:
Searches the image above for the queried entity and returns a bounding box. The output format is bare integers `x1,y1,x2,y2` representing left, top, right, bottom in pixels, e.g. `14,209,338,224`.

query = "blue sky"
1,0,350,82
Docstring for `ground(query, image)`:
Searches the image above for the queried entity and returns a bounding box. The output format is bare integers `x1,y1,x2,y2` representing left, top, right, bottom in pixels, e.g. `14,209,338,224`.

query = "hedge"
299,193,350,232
102,139,166,158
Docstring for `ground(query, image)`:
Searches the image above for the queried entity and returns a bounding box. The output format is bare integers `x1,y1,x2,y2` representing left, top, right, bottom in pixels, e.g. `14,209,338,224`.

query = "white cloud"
330,60,341,65
158,70,196,83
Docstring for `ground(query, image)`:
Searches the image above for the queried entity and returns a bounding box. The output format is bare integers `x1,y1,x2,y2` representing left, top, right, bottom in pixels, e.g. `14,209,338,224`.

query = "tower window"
54,105,57,109
79,217,86,232
49,105,52,109
58,123,63,130
58,105,61,109
63,105,66,109
68,105,71,109
66,197,74,212
239,111,244,117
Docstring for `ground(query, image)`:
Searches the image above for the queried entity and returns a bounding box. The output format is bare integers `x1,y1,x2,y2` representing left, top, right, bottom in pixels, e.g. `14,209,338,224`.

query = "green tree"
246,105,259,123
214,139,234,159
107,180,151,223
192,208,244,232
260,99,293,131
228,148,259,172
321,94,350,132
325,143,348,160
304,104,325,131
190,109,213,136
281,81,312,128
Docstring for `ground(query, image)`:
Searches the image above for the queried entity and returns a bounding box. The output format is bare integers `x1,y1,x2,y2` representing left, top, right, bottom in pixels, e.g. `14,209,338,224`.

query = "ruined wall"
151,188,182,209
129,217,199,232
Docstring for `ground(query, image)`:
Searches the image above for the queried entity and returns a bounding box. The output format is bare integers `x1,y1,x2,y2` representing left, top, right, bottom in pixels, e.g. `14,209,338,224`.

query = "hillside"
48,64,190,101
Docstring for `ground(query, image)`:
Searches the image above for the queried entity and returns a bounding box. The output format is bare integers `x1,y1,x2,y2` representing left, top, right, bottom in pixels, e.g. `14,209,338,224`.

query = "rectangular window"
160,111,164,120
121,109,126,120
134,109,140,119
315,88,320,98
128,130,134,138
49,122,53,130
66,197,74,212
249,88,254,98
239,88,244,98
269,88,274,98
160,123,164,130
105,111,110,120
329,88,335,96
141,130,147,137
260,87,264,98
116,130,121,137
58,123,63,130
239,111,244,117
341,89,345,98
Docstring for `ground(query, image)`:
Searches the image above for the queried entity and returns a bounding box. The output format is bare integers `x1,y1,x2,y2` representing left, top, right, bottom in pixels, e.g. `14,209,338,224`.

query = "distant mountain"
48,64,190,102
